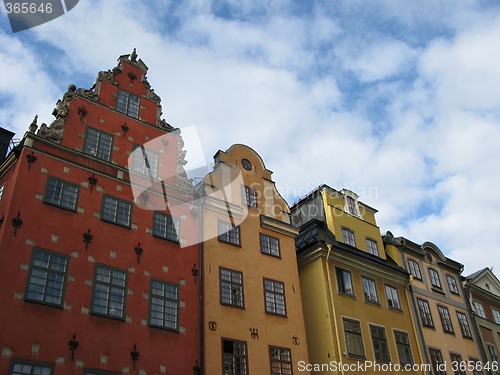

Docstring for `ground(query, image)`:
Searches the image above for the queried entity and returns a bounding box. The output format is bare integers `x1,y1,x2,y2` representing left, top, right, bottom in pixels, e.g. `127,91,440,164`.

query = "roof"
296,220,408,276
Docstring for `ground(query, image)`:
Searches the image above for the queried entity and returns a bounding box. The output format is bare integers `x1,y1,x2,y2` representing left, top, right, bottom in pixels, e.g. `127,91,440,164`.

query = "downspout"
325,243,345,375
199,193,205,374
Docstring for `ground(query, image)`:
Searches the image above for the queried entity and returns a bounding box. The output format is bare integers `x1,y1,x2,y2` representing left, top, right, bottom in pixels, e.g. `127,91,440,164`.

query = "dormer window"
341,189,361,217
117,89,140,119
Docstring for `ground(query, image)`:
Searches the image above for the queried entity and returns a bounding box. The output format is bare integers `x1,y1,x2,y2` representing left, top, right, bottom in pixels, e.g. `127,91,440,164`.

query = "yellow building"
201,144,310,374
384,233,483,375
291,185,424,374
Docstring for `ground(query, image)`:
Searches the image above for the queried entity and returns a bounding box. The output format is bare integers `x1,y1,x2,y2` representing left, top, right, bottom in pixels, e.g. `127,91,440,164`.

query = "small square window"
337,268,354,296
83,127,113,162
220,268,244,308
366,238,379,256
153,212,179,242
10,359,54,375
101,195,132,228
91,265,127,319
269,346,293,375
361,276,378,303
116,89,140,119
385,285,401,310
149,279,179,331
131,145,159,178
260,233,280,257
341,228,356,247
218,221,241,246
264,278,286,316
43,176,79,211
242,185,258,208
25,249,69,307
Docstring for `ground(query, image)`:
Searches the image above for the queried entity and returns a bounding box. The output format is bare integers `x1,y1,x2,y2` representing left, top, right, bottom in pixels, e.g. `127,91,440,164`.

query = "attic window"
117,89,140,119
341,189,361,217
241,158,252,171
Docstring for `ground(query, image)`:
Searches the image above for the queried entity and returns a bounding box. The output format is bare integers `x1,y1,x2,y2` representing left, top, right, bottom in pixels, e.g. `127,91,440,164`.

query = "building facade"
291,185,424,374
463,268,500,375
201,144,310,375
384,233,483,375
0,51,201,374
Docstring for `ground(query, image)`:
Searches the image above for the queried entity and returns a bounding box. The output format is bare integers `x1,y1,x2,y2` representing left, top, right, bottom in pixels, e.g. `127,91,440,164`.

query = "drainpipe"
198,193,205,375
325,243,345,375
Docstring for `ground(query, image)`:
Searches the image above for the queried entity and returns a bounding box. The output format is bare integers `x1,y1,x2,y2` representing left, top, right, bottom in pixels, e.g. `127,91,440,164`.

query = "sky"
1,0,500,276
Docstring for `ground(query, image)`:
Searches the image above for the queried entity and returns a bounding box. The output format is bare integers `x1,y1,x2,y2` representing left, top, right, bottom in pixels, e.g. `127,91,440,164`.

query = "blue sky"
2,0,500,275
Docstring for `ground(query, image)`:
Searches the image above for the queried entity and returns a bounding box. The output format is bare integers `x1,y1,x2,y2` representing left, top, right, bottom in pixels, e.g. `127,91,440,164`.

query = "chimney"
0,127,15,164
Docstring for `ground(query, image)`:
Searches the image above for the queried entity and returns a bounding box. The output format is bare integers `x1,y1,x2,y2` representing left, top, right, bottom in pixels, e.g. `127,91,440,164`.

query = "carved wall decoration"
37,84,75,143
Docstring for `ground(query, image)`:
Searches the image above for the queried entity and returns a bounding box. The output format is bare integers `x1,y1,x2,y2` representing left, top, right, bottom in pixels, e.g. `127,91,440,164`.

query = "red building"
0,51,201,375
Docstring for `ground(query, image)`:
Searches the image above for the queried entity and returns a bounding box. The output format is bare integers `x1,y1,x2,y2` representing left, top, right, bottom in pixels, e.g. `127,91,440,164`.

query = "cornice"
260,214,298,238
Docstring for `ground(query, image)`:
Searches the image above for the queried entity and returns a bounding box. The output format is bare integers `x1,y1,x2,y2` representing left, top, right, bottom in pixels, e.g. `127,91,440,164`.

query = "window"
492,308,500,324
487,344,499,363
222,339,248,375
25,249,68,307
242,185,258,208
394,331,413,366
131,145,158,178
385,285,401,310
153,212,179,242
450,353,466,375
101,195,132,227
366,239,379,256
218,221,241,246
417,298,434,327
260,234,280,257
446,275,459,295
83,127,113,161
91,265,127,319
9,359,54,375
336,268,354,296
473,301,486,318
437,305,454,333
408,259,422,280
149,280,179,330
0,182,5,201
428,268,442,289
345,196,359,216
456,312,472,338
43,176,79,211
468,358,484,375
269,346,293,375
343,318,365,358
342,228,356,247
429,348,447,375
116,88,140,118
361,276,378,303
370,325,391,362
264,278,286,316
220,268,244,308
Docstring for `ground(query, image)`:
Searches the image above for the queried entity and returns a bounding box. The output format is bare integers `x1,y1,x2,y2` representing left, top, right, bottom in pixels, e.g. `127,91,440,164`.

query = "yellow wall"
203,145,310,374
